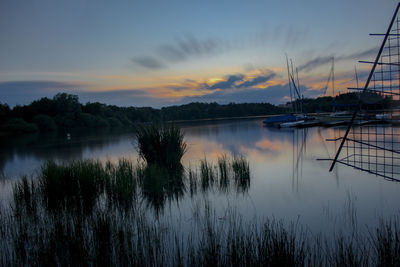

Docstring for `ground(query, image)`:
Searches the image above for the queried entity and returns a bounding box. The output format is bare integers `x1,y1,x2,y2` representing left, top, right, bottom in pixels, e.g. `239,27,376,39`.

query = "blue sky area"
0,0,398,107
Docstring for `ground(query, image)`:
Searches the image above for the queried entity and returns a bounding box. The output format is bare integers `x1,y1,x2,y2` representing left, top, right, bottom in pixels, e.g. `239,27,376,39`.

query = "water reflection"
140,164,185,215
0,129,136,177
291,129,307,193
2,119,400,234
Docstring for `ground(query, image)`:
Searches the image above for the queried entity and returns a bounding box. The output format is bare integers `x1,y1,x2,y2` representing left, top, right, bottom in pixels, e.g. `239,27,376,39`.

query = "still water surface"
1,118,400,235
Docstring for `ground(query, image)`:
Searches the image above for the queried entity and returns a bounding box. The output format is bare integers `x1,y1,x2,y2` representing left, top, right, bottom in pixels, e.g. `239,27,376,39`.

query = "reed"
39,160,106,213
200,158,215,192
187,164,198,197
374,220,400,266
105,159,137,209
232,155,250,193
135,123,187,171
218,154,229,191
2,157,400,266
13,177,38,218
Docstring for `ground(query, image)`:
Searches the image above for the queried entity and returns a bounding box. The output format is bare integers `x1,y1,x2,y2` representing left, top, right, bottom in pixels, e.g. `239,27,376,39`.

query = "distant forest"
0,92,381,135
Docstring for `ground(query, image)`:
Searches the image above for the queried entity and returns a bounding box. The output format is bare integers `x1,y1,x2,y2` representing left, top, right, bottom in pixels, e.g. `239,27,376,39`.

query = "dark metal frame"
328,3,400,181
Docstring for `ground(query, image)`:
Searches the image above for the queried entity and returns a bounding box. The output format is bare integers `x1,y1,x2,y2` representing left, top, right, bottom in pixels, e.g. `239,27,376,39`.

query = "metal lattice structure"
329,3,400,181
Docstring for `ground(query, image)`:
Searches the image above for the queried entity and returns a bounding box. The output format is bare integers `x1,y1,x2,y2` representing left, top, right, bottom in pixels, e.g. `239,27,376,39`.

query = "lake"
1,118,400,236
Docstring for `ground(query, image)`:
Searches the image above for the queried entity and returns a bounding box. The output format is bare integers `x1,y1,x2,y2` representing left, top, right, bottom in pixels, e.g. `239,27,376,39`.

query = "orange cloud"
89,63,363,103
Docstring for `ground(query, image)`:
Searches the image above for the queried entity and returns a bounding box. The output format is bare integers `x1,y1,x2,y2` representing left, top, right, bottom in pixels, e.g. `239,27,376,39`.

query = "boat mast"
332,57,335,97
286,55,295,113
296,67,303,114
290,59,298,113
332,57,335,112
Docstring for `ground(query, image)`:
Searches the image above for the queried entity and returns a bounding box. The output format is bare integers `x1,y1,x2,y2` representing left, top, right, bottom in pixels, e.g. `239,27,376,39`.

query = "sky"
0,0,399,108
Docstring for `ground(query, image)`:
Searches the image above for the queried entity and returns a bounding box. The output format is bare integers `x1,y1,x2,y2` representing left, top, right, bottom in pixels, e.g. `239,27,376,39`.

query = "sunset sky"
1,0,398,107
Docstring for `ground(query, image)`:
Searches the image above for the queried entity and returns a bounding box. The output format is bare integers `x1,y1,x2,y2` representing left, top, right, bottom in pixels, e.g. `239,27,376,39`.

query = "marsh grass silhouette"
200,158,215,192
2,157,400,266
232,155,250,193
135,123,186,171
40,160,106,213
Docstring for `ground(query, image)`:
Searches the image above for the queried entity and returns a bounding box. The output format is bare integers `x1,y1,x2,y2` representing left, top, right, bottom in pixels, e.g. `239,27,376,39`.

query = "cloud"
205,71,277,90
298,56,334,72
131,56,166,69
341,47,378,60
0,81,162,108
298,47,379,73
79,89,161,107
165,79,202,92
131,24,310,70
158,35,220,62
132,34,224,69
237,73,276,88
180,83,307,105
0,80,78,92
207,74,244,90
163,70,278,93
0,80,85,106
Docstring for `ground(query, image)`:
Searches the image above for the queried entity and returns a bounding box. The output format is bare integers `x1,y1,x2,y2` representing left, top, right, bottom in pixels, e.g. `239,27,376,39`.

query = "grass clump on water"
232,155,250,193
135,123,186,172
135,123,187,212
218,154,229,191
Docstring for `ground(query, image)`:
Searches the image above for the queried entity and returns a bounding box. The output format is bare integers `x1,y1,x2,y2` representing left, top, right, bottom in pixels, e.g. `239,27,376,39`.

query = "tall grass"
187,164,198,197
196,155,250,194
135,123,187,212
218,154,229,192
2,157,400,266
232,155,250,193
135,123,187,171
105,159,137,209
200,158,215,192
374,220,400,266
40,160,106,213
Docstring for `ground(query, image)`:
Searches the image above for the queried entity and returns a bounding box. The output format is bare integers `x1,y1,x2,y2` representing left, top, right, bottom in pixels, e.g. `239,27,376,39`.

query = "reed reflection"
185,155,251,196
140,164,185,215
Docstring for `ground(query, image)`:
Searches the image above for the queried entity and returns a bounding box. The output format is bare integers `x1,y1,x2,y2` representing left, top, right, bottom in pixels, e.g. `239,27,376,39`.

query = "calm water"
1,118,400,235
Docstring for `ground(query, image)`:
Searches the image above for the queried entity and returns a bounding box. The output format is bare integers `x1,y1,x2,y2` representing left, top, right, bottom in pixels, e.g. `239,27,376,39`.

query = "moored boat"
263,114,299,126
279,120,305,128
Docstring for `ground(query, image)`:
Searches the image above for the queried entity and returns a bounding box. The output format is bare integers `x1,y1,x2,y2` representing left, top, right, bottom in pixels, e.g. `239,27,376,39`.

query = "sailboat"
321,59,360,126
263,57,306,127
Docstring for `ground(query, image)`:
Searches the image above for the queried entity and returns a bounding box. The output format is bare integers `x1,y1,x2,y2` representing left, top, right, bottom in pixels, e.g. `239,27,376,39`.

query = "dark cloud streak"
181,83,309,105
237,73,276,88
159,35,220,62
205,72,277,91
298,56,333,72
207,74,244,90
131,56,166,69
340,47,378,60
132,34,224,69
298,47,379,73
164,71,278,92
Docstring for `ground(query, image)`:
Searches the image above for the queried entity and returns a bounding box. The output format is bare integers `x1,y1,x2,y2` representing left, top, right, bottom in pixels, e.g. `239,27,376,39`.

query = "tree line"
0,93,283,135
0,92,392,136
